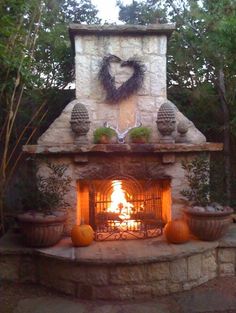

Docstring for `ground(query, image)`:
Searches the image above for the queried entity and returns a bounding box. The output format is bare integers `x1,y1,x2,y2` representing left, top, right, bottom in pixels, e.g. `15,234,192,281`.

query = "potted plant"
93,127,117,144
181,156,233,241
129,126,151,143
17,162,71,247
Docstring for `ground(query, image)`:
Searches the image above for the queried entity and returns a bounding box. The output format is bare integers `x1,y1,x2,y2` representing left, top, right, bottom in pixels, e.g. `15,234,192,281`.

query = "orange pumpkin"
164,219,190,244
71,223,94,247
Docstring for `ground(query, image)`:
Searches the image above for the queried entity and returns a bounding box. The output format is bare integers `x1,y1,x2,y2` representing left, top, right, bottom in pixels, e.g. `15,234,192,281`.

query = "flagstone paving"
1,277,236,313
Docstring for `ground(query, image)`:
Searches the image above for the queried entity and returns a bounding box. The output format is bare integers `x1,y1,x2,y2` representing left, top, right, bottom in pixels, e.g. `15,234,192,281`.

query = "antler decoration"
104,115,142,143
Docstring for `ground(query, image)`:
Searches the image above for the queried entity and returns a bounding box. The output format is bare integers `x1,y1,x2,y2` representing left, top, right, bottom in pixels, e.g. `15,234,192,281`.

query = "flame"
107,180,133,220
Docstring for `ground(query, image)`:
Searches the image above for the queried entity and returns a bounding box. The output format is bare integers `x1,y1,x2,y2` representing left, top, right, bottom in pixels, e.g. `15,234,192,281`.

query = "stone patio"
1,224,236,301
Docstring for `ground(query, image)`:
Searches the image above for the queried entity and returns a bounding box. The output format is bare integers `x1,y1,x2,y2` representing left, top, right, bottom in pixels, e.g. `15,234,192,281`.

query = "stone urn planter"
184,206,233,241
17,211,67,247
17,162,71,247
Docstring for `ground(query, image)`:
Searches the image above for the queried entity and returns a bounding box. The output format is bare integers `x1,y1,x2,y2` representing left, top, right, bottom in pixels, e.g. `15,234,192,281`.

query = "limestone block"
0,255,20,281
64,207,77,234
151,280,168,296
102,36,121,56
146,262,170,281
155,97,167,110
75,35,83,54
202,250,217,277
52,279,76,296
49,112,71,129
143,36,160,55
90,57,103,100
86,267,109,286
158,36,167,55
132,284,154,300
94,285,133,301
120,36,143,58
37,100,77,144
77,284,94,300
109,265,145,285
38,127,74,145
140,112,155,126
139,73,150,96
219,263,235,276
138,96,156,113
218,248,235,263
183,279,200,291
149,56,166,97
168,282,183,293
187,254,202,280
75,55,91,98
170,258,187,282
143,36,167,55
83,35,97,55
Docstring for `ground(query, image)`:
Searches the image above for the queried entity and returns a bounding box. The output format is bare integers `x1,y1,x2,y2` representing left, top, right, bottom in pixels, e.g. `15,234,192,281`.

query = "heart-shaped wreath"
98,54,145,103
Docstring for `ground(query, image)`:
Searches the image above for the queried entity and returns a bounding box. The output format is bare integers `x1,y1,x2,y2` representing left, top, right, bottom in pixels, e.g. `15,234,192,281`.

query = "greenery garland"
98,54,145,103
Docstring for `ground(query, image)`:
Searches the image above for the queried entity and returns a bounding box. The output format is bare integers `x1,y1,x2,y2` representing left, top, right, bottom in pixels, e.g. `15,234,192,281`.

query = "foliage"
181,156,210,206
0,0,100,232
129,127,151,141
21,162,72,214
93,127,117,143
117,0,167,24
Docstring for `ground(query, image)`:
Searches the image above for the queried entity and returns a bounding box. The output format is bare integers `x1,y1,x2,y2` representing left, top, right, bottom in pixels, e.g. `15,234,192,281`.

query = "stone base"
1,225,236,300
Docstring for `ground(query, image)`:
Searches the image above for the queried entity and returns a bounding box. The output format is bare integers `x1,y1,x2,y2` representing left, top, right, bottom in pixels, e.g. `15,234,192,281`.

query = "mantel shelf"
23,142,223,155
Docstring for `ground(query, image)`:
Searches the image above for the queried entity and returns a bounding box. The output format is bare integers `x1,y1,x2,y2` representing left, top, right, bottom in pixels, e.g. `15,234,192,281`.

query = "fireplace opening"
77,176,171,241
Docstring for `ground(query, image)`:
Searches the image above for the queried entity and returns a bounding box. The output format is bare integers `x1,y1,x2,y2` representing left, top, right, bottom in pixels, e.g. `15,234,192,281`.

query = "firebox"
77,176,171,240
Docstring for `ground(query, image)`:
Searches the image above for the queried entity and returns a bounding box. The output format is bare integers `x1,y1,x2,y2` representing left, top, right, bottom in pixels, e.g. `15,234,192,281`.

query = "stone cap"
23,142,223,155
69,23,176,40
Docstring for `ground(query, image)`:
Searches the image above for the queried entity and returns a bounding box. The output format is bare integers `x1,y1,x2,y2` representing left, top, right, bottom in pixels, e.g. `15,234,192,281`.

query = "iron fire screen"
88,176,164,241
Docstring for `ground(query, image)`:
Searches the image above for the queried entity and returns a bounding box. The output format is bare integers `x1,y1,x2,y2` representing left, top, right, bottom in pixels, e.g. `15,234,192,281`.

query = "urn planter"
184,207,233,241
17,211,67,247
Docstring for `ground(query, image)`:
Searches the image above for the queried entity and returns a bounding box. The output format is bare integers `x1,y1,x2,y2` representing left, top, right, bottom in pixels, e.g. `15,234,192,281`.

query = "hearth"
77,175,170,240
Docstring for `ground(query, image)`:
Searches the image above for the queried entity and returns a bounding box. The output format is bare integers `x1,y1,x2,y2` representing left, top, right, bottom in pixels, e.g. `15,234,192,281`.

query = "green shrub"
129,127,151,142
93,127,117,143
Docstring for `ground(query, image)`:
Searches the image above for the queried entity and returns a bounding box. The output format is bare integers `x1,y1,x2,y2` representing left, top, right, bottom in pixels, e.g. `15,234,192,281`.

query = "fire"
107,180,134,221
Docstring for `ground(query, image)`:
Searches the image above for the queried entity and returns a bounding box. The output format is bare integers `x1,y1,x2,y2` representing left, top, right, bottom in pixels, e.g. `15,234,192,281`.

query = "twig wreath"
98,54,145,103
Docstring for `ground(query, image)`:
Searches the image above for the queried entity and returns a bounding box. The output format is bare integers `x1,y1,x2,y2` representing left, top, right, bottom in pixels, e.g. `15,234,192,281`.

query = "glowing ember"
107,180,134,221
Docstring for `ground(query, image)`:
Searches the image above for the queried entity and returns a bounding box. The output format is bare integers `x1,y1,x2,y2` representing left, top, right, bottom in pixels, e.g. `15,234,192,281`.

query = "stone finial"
176,120,189,143
70,102,90,145
156,102,176,143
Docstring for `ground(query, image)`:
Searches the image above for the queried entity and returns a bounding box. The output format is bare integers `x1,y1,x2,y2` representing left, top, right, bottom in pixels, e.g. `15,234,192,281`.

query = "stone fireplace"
2,23,231,302
23,24,222,236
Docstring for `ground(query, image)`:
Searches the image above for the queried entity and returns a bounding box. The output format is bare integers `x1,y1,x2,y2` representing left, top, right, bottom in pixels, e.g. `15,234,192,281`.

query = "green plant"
21,162,71,214
129,126,151,142
181,156,210,206
93,127,117,143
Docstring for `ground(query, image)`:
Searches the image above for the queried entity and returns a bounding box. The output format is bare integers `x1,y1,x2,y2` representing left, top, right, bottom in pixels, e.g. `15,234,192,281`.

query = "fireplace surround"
1,23,230,301
23,23,222,235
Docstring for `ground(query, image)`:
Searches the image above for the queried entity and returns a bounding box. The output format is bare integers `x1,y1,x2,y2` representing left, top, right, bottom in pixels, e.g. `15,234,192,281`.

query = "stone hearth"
1,226,236,300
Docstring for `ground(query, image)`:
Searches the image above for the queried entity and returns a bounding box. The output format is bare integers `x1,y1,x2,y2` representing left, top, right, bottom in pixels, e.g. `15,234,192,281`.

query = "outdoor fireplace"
77,176,171,240
8,22,227,302
23,24,222,237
